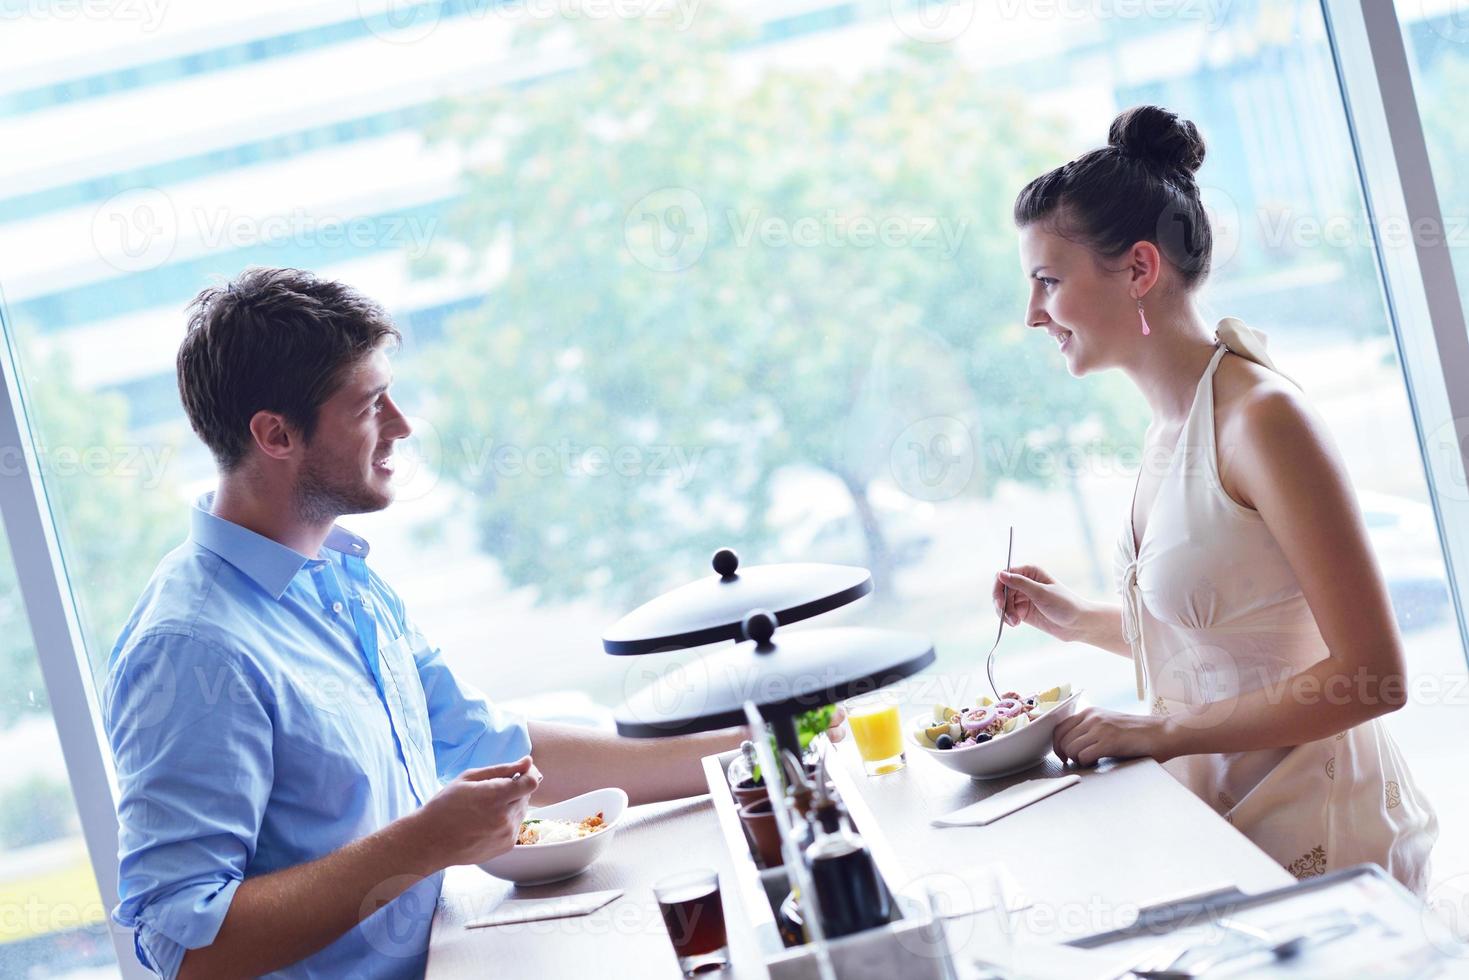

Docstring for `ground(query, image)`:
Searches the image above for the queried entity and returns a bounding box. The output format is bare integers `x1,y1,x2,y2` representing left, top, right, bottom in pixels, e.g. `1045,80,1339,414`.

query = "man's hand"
410,756,541,867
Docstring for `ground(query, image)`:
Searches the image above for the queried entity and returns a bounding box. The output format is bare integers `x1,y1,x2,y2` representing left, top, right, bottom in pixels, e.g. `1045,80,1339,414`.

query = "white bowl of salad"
477,786,628,886
909,685,1081,779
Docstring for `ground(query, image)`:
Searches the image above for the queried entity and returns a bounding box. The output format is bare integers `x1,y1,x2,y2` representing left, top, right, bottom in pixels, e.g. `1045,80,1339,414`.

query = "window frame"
0,307,145,976
1321,0,1469,660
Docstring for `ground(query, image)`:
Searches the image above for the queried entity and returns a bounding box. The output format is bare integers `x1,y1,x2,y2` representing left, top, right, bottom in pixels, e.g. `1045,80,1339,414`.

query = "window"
1,0,1465,916
0,527,116,975
1395,1,1469,304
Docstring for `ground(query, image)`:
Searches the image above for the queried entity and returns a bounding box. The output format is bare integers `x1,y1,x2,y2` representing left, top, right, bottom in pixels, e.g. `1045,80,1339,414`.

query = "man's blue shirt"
105,494,530,978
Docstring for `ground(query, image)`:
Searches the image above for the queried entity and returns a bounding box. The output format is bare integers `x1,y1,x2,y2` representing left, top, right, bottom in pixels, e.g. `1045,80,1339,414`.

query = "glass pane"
1397,1,1469,301
0,0,1461,895
1391,0,1469,908
0,516,117,973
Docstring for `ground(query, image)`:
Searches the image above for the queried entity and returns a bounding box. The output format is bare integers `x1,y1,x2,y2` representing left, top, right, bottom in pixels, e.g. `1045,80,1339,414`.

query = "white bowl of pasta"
477,786,628,886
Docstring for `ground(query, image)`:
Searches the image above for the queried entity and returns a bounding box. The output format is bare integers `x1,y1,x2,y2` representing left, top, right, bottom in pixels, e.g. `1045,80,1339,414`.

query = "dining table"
426,737,1299,978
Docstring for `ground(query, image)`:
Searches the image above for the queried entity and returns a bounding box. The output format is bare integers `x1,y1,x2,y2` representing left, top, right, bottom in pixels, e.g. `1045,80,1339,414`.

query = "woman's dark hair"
177,267,401,471
1014,105,1212,288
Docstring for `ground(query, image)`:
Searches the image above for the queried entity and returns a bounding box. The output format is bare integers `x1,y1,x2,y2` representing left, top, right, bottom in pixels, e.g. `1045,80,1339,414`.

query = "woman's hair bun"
1108,104,1206,178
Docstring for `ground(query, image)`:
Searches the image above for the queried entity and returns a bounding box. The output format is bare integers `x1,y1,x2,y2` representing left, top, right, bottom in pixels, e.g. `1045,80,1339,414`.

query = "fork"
1131,920,1357,978
985,525,1015,702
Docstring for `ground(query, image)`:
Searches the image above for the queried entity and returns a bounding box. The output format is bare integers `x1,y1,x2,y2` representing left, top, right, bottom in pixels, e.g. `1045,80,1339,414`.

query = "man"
106,268,829,978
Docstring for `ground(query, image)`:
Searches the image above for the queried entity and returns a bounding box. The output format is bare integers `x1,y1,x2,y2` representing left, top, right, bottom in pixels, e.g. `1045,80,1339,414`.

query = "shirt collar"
190,492,372,600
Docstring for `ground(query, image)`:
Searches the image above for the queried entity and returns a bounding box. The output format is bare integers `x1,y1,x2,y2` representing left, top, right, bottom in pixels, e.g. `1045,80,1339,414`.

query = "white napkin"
467,889,623,928
931,775,1080,827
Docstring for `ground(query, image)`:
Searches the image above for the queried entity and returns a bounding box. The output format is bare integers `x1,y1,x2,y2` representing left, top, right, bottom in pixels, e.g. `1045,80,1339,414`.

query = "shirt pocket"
376,630,434,763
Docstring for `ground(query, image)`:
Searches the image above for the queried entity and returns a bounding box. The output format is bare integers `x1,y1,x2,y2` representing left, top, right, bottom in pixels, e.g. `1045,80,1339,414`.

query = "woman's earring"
1137,299,1151,336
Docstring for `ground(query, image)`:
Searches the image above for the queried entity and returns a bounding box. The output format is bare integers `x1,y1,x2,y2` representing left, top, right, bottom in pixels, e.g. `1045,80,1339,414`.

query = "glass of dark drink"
653,868,729,975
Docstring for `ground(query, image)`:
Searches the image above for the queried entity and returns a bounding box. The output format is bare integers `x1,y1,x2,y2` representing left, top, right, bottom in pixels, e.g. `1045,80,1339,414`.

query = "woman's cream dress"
1113,318,1438,896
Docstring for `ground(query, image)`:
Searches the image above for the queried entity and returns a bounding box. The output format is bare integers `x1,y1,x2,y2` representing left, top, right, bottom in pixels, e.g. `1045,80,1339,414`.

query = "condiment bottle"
801,755,891,938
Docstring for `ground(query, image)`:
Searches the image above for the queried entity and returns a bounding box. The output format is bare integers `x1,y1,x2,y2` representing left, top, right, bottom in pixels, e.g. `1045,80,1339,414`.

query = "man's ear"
248,410,298,462
1128,240,1163,299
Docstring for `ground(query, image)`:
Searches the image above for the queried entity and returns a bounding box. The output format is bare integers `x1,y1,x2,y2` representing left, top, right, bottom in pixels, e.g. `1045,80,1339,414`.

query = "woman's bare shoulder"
1213,349,1309,430
1212,351,1322,507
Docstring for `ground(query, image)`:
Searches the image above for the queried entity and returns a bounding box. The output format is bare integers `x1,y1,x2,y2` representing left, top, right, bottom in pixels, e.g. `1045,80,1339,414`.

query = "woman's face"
1018,223,1136,377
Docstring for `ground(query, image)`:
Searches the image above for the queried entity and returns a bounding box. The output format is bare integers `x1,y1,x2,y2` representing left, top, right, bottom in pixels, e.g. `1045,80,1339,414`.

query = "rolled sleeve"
105,632,274,978
411,632,530,782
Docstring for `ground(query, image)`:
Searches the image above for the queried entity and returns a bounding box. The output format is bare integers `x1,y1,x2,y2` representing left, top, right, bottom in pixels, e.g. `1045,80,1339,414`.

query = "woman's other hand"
1052,707,1175,767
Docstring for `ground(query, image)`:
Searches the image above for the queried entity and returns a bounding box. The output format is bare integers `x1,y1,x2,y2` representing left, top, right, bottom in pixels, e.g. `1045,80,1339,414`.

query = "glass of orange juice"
845,691,906,776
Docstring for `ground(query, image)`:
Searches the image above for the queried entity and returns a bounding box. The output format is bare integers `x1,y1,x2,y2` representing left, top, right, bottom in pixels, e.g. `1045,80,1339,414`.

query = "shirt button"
332,601,344,614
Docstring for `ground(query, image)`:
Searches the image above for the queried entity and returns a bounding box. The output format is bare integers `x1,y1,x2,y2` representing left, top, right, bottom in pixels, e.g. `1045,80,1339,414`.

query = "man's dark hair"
177,267,401,471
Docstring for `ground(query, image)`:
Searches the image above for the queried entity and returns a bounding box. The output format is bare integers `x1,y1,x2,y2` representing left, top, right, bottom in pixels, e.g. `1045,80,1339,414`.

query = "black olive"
935,734,954,750
976,732,992,743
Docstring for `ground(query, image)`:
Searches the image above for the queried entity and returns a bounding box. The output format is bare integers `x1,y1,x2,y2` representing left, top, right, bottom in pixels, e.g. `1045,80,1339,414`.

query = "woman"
994,105,1437,895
